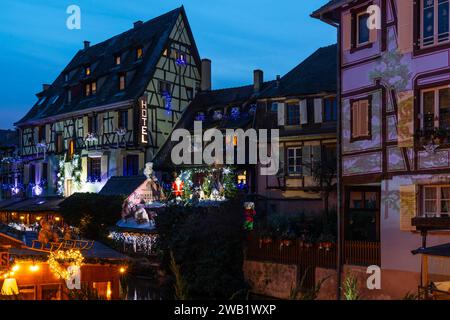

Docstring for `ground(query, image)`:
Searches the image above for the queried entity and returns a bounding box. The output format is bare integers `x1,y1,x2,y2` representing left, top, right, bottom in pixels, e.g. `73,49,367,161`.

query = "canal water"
124,275,169,300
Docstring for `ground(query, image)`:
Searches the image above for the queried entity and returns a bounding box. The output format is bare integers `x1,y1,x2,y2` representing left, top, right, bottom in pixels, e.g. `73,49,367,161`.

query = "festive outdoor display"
109,231,158,255
48,249,84,280
172,176,184,198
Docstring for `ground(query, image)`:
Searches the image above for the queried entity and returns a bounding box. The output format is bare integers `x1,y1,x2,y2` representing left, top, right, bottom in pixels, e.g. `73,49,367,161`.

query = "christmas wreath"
48,249,84,280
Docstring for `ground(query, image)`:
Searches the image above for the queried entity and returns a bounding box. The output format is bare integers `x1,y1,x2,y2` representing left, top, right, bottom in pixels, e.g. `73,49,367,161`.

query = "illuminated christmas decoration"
85,132,98,143
243,202,256,231
175,53,187,67
109,231,158,255
213,110,223,121
195,112,206,121
162,90,172,114
231,107,241,120
48,249,84,281
172,177,184,197
32,184,43,196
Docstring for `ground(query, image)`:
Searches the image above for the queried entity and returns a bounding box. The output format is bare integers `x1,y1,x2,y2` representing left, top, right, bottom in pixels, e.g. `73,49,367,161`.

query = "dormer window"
119,74,126,91
66,90,72,104
49,96,59,105
115,54,121,65
85,65,91,76
85,81,97,97
136,47,143,60
64,73,69,82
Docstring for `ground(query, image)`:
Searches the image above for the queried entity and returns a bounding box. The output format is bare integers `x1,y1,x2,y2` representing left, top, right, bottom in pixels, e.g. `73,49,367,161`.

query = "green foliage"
343,273,360,300
201,178,212,198
403,291,418,300
59,193,125,240
289,268,330,300
156,199,248,299
170,251,189,300
223,171,238,199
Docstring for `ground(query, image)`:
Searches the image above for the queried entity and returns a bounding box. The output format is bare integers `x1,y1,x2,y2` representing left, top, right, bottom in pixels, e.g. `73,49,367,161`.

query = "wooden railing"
246,235,381,288
343,240,380,267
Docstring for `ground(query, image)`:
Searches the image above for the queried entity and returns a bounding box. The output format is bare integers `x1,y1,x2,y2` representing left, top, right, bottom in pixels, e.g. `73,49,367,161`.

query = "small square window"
115,55,121,65
136,47,143,60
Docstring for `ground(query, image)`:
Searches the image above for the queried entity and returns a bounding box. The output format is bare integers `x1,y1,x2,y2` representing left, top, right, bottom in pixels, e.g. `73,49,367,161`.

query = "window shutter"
399,185,417,231
342,12,352,51
277,102,285,126
81,156,88,183
397,90,415,148
351,101,359,137
278,145,285,176
360,100,369,136
127,109,133,131
302,146,312,176
83,117,88,136
397,0,414,54
45,124,51,144
300,100,308,124
314,99,323,123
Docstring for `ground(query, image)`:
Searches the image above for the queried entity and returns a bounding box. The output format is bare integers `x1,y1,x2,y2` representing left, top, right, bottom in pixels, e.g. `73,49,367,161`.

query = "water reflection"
124,276,167,300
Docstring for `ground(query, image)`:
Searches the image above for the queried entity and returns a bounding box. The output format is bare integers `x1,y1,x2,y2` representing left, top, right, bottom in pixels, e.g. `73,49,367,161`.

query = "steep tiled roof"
16,7,196,126
311,0,347,18
259,44,337,99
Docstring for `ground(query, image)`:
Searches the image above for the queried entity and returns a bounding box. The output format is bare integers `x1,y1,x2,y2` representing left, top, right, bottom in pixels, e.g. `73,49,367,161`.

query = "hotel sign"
137,96,149,146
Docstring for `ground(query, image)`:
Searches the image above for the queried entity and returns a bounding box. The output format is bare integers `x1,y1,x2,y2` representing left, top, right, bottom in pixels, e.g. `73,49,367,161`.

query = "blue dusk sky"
0,0,335,129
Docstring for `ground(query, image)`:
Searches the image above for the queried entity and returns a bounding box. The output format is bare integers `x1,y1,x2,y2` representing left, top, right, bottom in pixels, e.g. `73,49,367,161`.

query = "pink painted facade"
314,0,450,296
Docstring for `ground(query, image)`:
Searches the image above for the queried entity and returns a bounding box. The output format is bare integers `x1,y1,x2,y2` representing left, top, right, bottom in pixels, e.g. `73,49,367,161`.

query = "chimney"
253,69,264,93
134,20,143,28
83,41,90,49
201,59,212,91
276,75,281,87
42,84,51,91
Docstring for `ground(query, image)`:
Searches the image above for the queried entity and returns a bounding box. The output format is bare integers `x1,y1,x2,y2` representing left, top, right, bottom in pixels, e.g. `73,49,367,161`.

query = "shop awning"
412,243,450,258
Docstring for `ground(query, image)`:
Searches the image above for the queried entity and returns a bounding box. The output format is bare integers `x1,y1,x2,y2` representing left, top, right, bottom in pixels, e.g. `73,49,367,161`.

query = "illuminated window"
119,74,126,91
163,48,169,57
85,82,97,96
19,286,36,300
136,47,143,60
88,157,102,182
41,284,61,300
237,171,247,185
233,135,238,146
67,140,75,160
93,282,112,300
85,65,91,76
115,54,121,65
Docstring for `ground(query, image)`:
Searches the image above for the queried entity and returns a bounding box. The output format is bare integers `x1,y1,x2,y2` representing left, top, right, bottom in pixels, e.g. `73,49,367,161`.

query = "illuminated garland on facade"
48,249,84,280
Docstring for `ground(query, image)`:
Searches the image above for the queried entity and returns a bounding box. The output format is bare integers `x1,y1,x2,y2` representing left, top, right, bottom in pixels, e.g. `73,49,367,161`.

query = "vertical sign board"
136,96,149,147
0,252,9,270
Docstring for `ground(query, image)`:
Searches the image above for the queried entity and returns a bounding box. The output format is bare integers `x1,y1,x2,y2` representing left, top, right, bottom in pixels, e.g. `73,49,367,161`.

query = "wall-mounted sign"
138,96,149,146
0,252,9,270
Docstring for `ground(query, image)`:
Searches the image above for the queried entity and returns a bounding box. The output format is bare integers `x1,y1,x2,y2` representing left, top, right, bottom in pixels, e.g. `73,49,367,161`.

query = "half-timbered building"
313,0,450,298
14,7,201,198
255,44,338,216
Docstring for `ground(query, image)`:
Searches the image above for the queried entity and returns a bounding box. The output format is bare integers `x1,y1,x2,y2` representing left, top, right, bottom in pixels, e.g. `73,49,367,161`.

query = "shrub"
156,199,248,299
59,193,124,240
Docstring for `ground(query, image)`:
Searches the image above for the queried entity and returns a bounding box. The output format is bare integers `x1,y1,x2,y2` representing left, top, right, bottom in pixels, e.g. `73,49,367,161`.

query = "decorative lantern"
1,278,19,296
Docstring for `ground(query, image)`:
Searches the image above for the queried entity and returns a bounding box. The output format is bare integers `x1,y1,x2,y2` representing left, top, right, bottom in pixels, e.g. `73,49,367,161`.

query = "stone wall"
243,260,297,299
316,265,421,300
